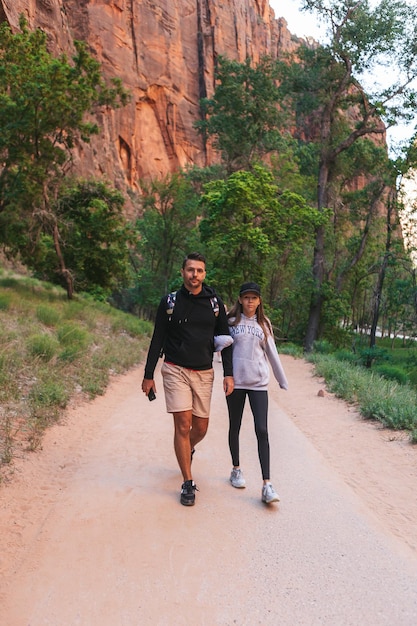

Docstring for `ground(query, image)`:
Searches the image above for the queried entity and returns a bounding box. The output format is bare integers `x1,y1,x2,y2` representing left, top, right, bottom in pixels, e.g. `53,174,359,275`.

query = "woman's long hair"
227,296,273,343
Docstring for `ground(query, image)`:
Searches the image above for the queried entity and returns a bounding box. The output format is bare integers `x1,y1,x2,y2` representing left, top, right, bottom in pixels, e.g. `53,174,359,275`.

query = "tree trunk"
41,183,74,300
304,159,329,352
52,223,74,300
304,224,326,352
368,187,395,360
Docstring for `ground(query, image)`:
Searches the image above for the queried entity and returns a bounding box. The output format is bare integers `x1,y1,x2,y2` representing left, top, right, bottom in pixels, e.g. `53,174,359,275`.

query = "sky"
269,0,323,40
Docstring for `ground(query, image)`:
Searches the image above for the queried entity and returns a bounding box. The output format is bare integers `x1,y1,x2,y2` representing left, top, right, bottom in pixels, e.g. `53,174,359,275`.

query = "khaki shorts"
161,361,214,418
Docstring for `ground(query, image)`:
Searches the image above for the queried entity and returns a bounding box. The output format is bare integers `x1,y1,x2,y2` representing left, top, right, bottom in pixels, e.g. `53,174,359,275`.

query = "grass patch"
57,323,91,348
62,300,99,329
374,364,408,385
308,352,417,438
110,313,152,338
29,379,69,409
36,305,61,326
0,269,153,470
27,334,59,361
0,411,21,464
0,293,11,310
278,342,303,358
81,366,110,398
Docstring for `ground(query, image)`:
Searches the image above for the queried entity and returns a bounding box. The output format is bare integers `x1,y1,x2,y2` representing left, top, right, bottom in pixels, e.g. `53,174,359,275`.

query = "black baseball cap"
239,282,261,296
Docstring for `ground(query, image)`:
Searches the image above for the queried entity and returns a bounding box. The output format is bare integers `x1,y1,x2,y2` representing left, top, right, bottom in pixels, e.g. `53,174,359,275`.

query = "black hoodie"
144,284,233,378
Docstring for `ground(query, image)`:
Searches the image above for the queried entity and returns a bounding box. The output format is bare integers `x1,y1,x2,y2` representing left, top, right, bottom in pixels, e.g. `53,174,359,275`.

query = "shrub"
356,346,389,367
312,339,334,354
58,345,83,362
0,277,19,288
359,380,417,430
0,294,11,310
310,354,365,401
62,301,97,328
406,352,417,368
27,334,59,361
308,353,417,434
333,349,358,364
322,326,353,349
279,342,303,358
29,381,69,408
57,323,91,349
374,364,408,385
36,305,61,326
407,367,417,389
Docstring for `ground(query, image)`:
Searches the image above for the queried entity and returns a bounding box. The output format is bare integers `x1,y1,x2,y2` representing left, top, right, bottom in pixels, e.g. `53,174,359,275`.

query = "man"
142,252,234,506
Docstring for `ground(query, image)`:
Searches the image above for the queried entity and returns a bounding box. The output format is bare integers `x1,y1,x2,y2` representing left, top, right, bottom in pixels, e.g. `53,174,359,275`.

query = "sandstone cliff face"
0,0,299,196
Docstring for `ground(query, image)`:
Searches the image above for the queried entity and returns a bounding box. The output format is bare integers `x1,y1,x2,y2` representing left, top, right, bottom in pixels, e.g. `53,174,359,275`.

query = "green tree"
36,180,133,298
382,270,417,344
277,0,417,350
199,165,323,304
0,17,129,298
133,173,200,316
195,56,288,172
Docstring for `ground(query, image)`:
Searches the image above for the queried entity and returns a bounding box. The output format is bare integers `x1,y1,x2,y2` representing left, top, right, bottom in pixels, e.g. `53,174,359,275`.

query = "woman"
226,282,288,504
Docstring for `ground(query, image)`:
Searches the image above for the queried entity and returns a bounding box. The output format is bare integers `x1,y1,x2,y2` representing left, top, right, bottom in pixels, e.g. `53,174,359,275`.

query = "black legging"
226,389,270,480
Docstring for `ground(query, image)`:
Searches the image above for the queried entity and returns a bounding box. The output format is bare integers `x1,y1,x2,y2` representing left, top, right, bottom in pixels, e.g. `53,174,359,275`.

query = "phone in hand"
148,388,156,401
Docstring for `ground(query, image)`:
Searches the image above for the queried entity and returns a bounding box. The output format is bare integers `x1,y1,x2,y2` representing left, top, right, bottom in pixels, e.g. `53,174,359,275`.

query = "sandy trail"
1,355,417,625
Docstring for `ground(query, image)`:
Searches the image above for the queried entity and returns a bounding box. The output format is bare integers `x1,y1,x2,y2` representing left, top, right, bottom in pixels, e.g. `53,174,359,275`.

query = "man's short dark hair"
182,252,206,269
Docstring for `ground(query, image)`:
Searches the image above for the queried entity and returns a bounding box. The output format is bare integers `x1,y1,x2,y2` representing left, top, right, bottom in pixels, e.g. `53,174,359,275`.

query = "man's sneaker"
230,468,246,488
180,480,198,506
262,483,280,503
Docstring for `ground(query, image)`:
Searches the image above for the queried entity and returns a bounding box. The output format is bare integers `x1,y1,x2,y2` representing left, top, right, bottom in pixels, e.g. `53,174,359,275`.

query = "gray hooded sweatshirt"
228,314,288,391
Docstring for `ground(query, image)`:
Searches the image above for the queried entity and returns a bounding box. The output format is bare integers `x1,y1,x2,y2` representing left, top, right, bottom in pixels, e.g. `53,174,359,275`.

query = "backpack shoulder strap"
210,295,219,317
166,290,219,318
166,291,177,320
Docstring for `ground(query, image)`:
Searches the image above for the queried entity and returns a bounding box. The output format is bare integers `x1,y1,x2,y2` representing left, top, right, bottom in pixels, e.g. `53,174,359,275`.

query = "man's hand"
223,376,234,396
142,378,156,397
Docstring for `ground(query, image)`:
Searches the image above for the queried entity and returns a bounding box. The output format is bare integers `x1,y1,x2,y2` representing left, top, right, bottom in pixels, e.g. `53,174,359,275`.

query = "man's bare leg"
190,414,209,451
173,410,193,481
173,412,209,480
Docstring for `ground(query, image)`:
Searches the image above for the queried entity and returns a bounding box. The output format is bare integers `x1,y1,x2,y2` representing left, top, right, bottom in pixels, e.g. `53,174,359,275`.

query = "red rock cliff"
0,0,299,195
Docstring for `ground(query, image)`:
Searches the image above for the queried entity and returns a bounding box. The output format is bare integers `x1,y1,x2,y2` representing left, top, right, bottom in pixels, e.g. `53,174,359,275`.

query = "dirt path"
1,355,417,625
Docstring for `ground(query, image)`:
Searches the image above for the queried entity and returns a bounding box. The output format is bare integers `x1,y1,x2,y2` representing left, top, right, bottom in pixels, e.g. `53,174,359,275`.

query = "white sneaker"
230,468,246,488
262,483,280,503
